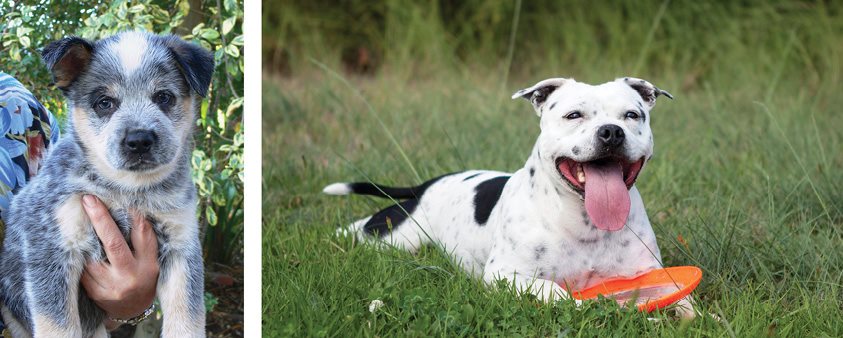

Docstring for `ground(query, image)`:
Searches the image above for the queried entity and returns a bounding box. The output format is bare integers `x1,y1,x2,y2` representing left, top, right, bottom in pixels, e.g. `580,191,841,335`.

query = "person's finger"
80,268,107,297
129,209,158,262
83,194,133,267
84,260,110,281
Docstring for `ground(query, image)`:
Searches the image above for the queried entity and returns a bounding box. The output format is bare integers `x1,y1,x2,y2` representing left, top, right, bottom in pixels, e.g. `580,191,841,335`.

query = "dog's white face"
41,31,214,187
513,77,672,231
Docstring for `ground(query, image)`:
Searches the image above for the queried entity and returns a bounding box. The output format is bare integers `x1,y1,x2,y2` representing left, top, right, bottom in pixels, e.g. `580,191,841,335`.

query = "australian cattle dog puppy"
0,31,213,337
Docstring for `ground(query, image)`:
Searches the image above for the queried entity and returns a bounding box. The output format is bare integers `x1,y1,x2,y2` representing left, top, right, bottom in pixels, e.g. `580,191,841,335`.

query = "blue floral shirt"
0,72,60,223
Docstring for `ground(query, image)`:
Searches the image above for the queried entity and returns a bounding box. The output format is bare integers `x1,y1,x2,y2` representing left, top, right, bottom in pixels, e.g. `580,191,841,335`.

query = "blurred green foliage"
0,0,243,266
266,0,841,95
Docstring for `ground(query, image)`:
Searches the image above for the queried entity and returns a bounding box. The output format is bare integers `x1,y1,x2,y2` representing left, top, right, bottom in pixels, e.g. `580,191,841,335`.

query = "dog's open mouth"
556,157,645,231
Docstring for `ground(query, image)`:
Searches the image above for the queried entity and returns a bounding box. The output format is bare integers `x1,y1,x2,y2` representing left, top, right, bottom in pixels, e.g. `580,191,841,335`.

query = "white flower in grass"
368,299,384,313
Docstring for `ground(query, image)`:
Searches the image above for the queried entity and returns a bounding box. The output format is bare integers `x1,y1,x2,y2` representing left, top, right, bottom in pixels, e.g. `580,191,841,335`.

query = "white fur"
115,32,148,75
322,183,351,195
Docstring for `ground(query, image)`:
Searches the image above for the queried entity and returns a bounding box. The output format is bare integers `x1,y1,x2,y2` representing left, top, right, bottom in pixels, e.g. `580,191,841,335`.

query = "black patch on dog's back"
362,173,451,237
363,199,419,237
473,176,510,225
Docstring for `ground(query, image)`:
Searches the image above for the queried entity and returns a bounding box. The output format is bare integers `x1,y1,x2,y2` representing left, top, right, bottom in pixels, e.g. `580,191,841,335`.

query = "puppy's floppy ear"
619,77,673,108
41,36,95,89
511,78,569,116
163,36,215,97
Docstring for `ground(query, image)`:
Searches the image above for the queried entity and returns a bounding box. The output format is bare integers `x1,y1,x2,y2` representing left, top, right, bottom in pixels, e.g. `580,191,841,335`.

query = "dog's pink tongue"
583,162,630,231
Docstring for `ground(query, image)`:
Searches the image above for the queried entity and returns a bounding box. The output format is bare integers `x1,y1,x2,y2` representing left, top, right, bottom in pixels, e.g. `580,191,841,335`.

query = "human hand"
79,194,160,329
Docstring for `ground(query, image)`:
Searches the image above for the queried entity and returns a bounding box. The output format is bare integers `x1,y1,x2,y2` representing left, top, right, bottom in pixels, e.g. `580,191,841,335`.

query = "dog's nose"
597,125,625,147
123,130,157,154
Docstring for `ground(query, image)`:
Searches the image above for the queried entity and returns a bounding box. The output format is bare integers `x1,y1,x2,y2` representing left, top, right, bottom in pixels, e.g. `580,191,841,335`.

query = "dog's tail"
322,182,421,199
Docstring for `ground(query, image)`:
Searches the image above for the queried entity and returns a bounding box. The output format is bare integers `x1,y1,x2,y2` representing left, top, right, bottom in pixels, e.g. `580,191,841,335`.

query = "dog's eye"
154,91,174,106
565,111,582,119
93,96,118,115
625,111,640,119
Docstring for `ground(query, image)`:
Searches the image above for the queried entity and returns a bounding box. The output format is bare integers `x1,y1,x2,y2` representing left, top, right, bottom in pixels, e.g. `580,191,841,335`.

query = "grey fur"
0,31,212,337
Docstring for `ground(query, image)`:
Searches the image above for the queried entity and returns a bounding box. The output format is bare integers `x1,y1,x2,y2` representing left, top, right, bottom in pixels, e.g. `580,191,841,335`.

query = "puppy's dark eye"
625,111,640,119
93,96,118,115
154,91,175,106
565,111,582,119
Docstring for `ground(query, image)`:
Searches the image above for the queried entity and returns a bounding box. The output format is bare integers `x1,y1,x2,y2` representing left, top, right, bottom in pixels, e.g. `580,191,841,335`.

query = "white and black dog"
0,31,212,337
325,77,697,317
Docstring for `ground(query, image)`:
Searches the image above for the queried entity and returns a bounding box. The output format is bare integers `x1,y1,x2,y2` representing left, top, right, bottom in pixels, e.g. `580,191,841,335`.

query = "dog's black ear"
41,36,94,89
620,77,673,108
511,78,570,116
164,36,215,97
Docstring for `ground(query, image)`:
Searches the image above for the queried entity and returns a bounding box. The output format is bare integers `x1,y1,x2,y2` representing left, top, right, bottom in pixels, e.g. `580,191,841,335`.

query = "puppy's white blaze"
115,32,148,75
322,183,351,195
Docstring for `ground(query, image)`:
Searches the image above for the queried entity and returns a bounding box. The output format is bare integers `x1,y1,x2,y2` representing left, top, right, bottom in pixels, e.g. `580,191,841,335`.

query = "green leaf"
224,0,237,12
128,4,146,13
204,292,218,313
222,16,236,36
226,97,244,117
9,45,20,62
217,108,226,131
231,35,244,46
200,28,219,42
19,36,29,48
200,99,209,120
16,27,33,36
192,23,205,36
225,44,240,58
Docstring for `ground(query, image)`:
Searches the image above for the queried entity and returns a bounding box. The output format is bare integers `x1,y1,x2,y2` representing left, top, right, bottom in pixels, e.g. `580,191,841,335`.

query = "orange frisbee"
568,266,702,312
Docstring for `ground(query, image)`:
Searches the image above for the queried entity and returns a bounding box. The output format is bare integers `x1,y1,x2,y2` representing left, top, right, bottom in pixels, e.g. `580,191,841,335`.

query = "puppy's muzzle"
123,130,157,155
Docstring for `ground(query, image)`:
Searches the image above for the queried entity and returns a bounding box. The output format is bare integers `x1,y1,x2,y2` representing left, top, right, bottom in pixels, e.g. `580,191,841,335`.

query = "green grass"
264,1,843,336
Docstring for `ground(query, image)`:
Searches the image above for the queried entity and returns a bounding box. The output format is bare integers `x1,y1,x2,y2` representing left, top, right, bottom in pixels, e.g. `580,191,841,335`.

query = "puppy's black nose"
123,130,157,154
597,125,625,147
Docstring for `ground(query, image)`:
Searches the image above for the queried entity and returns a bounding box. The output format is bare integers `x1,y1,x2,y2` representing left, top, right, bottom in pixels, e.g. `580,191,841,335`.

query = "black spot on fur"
578,237,599,245
473,176,510,225
549,102,557,110
621,240,631,247
363,199,419,237
463,173,481,181
529,167,535,177
361,174,452,236
534,245,547,260
572,146,580,155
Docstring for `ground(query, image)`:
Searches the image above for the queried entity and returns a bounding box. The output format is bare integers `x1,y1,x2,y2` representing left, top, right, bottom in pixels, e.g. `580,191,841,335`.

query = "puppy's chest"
56,194,195,259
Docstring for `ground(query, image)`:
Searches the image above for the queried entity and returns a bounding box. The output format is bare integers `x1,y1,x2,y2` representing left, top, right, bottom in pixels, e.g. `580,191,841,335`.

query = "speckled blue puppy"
0,31,212,337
